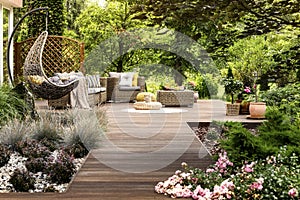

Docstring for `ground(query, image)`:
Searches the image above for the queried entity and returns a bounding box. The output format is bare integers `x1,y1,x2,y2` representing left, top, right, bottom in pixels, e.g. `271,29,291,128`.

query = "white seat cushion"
119,86,140,91
88,87,106,94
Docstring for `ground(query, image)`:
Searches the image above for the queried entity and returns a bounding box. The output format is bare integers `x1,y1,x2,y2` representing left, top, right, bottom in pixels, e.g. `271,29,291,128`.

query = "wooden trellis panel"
14,35,84,83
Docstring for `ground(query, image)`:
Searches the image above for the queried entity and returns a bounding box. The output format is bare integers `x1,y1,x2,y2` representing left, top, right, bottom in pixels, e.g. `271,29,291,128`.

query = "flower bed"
155,120,300,199
0,145,86,193
0,108,106,193
155,148,300,199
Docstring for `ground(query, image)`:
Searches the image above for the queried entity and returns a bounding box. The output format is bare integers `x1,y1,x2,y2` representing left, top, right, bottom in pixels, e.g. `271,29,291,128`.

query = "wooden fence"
14,35,84,83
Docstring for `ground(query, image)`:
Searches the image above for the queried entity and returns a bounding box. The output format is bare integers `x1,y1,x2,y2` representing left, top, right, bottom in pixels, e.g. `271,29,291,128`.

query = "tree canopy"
10,0,300,89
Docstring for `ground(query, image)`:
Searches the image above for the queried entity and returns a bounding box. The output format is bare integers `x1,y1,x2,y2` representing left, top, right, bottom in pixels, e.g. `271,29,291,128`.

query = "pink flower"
288,188,298,197
192,185,212,199
175,170,181,175
250,178,264,191
243,166,253,173
242,162,255,173
244,86,251,93
206,168,215,173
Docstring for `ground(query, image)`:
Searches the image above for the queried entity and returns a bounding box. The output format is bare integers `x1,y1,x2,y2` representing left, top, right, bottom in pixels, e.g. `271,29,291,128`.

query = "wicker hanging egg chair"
23,31,79,100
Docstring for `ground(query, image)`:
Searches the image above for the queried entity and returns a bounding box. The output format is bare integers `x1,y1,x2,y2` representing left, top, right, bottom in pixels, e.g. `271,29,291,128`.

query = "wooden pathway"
0,100,263,200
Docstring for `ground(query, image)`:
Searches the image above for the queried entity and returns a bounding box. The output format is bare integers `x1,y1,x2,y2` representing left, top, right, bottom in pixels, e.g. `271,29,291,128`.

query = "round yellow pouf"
136,92,156,102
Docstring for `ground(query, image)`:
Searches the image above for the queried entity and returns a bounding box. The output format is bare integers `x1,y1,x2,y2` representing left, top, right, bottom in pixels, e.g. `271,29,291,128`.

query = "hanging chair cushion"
27,75,46,85
49,71,83,85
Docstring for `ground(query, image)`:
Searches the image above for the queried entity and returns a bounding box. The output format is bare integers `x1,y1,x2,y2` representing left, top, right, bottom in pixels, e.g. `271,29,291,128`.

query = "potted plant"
222,68,243,115
249,71,266,118
237,86,252,114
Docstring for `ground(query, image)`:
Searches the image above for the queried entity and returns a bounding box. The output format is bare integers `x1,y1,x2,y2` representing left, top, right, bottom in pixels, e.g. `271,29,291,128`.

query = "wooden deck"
0,100,264,200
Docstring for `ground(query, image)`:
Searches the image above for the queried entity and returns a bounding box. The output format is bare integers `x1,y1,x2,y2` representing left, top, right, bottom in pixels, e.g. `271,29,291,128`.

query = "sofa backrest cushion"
119,72,135,87
109,72,139,87
86,75,101,88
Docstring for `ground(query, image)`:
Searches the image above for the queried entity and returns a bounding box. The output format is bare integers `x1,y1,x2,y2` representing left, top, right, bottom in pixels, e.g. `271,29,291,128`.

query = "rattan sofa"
48,76,107,108
106,76,145,102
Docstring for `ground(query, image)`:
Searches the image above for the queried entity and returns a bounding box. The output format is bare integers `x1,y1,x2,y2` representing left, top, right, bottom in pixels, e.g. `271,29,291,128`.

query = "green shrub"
219,108,300,165
261,83,300,118
262,83,300,106
219,123,261,165
196,74,219,99
0,84,28,126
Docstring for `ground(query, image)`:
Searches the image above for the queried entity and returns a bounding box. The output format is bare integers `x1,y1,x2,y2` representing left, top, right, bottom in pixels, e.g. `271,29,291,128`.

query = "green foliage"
220,108,300,165
146,75,178,94
262,83,300,105
64,0,86,34
0,84,28,126
24,0,66,37
261,83,300,119
220,123,260,165
228,31,299,87
76,2,147,53
222,68,243,104
196,74,219,99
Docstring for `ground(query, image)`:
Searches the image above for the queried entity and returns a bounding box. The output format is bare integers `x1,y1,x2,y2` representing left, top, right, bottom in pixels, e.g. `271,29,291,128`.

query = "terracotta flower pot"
249,102,266,118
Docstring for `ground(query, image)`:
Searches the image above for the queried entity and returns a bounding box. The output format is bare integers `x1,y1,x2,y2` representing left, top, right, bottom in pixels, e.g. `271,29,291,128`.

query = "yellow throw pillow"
132,73,138,87
136,92,156,102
